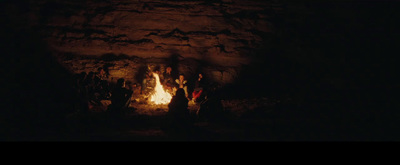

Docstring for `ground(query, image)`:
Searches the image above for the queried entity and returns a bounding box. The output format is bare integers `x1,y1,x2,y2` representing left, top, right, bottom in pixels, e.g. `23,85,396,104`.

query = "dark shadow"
100,53,118,61
135,64,148,84
166,51,182,79
1,1,77,140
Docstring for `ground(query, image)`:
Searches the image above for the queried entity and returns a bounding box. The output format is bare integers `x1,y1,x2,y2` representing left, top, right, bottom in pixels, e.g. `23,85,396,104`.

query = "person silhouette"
167,88,191,131
109,78,133,115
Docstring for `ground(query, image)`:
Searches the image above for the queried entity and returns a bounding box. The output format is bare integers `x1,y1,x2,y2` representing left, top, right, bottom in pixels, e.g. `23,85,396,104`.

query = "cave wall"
22,0,283,84
60,55,240,85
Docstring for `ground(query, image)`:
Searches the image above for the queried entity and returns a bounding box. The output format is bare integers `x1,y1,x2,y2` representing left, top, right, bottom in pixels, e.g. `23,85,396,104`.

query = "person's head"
147,64,155,72
117,78,125,88
166,67,172,73
179,74,185,81
98,67,105,75
175,88,186,98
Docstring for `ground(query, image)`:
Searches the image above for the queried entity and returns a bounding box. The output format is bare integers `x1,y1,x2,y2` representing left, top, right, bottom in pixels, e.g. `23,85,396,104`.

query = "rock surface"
20,0,283,84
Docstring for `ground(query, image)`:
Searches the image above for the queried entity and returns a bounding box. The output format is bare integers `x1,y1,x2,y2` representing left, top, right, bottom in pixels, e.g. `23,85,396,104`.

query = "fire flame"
150,73,172,105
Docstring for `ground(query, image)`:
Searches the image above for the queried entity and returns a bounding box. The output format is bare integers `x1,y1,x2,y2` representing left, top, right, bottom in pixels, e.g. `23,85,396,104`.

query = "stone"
17,0,283,85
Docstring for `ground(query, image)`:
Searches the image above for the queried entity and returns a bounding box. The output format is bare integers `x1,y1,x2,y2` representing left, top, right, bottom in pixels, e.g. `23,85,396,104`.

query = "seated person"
192,73,207,103
129,83,141,102
141,71,155,95
97,67,109,81
197,88,224,122
85,71,101,106
109,78,133,113
174,74,188,98
94,67,110,99
167,88,191,129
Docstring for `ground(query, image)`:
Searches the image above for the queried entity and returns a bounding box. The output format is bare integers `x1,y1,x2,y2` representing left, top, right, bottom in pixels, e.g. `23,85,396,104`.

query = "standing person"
174,74,188,98
109,78,133,115
163,66,175,94
192,73,207,103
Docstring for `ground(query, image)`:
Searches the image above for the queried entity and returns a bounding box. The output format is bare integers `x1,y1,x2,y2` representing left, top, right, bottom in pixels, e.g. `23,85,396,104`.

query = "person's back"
197,88,224,122
168,97,189,117
168,88,190,127
110,78,132,113
111,87,128,105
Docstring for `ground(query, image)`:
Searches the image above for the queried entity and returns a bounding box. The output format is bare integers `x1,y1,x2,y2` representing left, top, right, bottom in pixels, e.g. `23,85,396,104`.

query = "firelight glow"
150,73,172,105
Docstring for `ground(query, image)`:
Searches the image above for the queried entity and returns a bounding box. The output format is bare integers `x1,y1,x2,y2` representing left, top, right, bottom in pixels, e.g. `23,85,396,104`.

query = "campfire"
149,73,172,105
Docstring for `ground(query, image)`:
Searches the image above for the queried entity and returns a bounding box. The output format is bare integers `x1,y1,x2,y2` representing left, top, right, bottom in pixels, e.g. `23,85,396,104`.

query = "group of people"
72,65,210,113
72,67,111,113
167,79,224,130
141,66,208,104
71,65,224,129
72,67,135,114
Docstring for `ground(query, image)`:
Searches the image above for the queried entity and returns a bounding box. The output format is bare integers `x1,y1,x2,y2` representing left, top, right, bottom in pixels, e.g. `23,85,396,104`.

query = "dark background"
1,0,399,141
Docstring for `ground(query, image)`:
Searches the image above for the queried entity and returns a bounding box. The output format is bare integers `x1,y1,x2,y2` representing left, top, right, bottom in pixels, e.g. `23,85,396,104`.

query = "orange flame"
150,73,172,104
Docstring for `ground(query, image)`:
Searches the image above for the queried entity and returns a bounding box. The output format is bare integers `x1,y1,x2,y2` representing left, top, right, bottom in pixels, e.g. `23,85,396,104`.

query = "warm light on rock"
150,73,172,105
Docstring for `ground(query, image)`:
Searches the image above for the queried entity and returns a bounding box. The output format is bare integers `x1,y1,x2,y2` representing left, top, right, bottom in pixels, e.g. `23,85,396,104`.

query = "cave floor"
24,96,396,141
59,96,299,141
